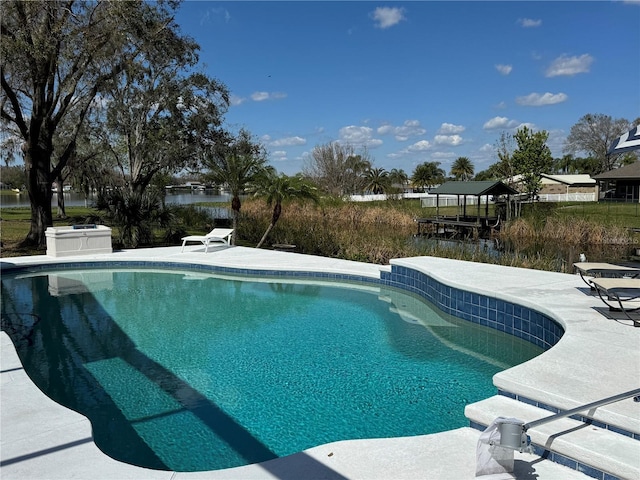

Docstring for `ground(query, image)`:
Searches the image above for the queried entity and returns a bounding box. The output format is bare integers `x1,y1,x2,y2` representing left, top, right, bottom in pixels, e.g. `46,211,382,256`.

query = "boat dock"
415,216,499,238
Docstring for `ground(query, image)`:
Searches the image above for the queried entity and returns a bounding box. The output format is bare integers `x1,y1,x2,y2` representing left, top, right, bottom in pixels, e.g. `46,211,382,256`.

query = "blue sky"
175,1,640,176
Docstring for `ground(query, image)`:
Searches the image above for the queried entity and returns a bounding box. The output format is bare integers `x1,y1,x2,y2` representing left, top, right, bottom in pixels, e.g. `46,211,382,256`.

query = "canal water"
1,191,233,222
0,191,231,209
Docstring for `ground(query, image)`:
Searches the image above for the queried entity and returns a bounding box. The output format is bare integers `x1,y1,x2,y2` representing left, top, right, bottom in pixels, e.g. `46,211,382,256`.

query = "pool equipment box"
46,225,113,257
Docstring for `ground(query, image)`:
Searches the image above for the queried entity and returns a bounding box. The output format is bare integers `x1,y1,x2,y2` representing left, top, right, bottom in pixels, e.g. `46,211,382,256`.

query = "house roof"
592,161,640,181
430,181,518,196
510,173,596,186
540,174,596,186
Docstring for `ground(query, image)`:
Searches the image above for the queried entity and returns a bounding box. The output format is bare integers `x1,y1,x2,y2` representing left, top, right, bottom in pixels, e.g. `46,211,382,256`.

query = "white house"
510,174,598,202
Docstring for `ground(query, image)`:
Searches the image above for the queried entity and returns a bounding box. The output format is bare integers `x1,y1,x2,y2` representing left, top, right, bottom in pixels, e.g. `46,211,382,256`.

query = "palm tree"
95,188,171,248
411,161,445,191
202,130,267,244
345,154,371,195
252,171,318,248
364,167,390,194
450,157,474,181
553,154,576,174
389,168,409,191
205,153,267,243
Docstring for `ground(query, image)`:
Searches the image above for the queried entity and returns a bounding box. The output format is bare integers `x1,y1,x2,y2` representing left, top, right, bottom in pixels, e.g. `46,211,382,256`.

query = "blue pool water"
0,268,543,472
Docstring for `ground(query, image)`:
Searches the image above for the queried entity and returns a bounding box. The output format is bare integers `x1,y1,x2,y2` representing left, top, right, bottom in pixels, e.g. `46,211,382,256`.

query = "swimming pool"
0,267,543,472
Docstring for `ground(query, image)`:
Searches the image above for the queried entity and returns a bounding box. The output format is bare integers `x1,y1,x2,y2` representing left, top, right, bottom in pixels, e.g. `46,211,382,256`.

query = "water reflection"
379,287,542,370
0,191,232,208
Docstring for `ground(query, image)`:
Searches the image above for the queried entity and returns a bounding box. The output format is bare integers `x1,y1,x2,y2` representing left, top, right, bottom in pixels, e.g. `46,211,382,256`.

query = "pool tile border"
380,265,564,350
2,260,382,285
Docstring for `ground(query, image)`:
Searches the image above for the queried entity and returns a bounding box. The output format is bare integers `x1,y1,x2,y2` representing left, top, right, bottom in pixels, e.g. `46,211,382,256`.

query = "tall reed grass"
239,198,638,271
240,200,418,264
502,216,634,245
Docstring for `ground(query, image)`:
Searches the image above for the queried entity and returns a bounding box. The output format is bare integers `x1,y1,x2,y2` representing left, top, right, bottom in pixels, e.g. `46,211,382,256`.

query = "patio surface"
2,245,639,479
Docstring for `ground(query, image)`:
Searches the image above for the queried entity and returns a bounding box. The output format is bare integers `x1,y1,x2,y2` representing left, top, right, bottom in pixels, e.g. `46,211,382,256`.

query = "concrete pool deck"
1,245,639,479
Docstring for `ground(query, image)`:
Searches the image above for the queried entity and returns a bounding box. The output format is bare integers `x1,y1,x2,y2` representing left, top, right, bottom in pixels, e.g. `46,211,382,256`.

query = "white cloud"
376,119,426,141
370,7,406,29
479,144,494,153
269,136,307,147
432,151,456,160
518,18,542,28
546,54,594,77
434,135,463,146
495,64,512,75
437,123,465,135
200,7,231,26
531,51,543,61
270,150,288,161
250,91,287,102
483,116,518,130
229,94,246,106
407,140,432,152
298,151,312,162
516,92,568,106
545,129,567,156
338,125,383,148
516,122,537,131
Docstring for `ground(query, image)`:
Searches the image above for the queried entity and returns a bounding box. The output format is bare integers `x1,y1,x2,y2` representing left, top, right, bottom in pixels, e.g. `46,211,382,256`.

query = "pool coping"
2,245,638,479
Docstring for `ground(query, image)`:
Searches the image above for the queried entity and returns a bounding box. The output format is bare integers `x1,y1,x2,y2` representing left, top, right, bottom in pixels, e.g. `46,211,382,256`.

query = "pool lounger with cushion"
573,262,640,288
589,277,640,326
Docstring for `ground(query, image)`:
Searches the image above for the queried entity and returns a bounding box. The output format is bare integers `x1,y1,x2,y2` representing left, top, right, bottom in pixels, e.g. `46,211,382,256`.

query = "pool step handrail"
495,387,640,451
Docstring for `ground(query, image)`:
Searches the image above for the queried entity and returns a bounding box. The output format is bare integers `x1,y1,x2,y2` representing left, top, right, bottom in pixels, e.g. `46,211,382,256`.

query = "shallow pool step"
465,395,640,480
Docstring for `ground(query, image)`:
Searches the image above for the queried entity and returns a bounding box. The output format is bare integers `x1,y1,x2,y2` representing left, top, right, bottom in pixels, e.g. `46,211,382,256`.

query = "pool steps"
465,395,640,480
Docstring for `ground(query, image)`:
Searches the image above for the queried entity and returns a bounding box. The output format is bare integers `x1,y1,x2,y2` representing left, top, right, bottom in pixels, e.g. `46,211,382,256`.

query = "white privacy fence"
420,193,597,207
349,193,429,202
350,192,598,205
537,193,597,202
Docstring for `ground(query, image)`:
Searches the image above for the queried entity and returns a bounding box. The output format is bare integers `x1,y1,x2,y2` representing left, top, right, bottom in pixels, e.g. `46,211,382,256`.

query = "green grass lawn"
554,202,640,226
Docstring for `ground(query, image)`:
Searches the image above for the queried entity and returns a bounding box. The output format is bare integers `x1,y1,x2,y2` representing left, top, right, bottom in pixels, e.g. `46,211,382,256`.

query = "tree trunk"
256,223,274,249
271,202,282,226
22,147,53,248
257,203,281,249
231,195,242,245
56,173,67,219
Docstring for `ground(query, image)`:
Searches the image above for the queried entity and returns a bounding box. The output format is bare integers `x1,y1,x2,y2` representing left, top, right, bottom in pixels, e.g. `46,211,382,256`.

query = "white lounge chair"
590,277,640,326
573,262,640,288
180,228,234,253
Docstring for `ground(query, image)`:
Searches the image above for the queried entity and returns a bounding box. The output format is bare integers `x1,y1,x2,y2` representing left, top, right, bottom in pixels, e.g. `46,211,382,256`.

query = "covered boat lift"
416,181,518,238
